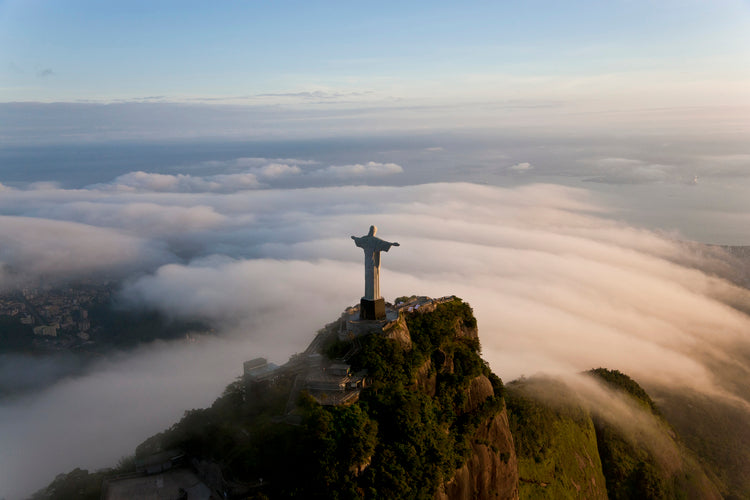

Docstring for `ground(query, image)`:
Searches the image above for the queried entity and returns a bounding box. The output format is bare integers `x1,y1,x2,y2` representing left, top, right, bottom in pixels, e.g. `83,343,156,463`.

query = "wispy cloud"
256,90,375,100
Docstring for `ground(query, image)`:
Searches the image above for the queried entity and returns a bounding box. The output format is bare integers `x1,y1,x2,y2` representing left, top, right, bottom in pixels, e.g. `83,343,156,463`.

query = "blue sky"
2,0,749,105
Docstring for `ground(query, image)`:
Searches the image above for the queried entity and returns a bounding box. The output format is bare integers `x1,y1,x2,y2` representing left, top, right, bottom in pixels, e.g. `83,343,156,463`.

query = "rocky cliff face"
433,364,518,500
391,297,519,500
397,300,518,500
436,409,519,500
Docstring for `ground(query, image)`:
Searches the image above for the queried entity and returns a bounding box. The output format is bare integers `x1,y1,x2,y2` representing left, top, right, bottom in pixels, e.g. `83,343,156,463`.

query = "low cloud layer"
90,159,404,194
508,162,533,173
0,216,169,290
1,178,749,498
313,161,404,178
105,171,263,193
585,157,676,184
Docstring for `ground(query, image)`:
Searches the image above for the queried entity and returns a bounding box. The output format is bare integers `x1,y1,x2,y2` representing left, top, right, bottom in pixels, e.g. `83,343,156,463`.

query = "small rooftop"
103,468,211,500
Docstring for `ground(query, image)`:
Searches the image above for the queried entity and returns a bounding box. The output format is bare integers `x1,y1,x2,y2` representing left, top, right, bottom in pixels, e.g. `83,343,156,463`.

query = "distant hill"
710,245,750,288
506,369,721,500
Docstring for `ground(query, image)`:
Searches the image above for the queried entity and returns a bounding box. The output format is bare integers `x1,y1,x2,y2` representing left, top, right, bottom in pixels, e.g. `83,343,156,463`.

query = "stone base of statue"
360,298,386,320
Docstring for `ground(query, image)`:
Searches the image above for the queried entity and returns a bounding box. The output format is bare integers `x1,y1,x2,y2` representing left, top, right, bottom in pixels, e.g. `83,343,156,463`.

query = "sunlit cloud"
313,161,404,178
101,171,262,193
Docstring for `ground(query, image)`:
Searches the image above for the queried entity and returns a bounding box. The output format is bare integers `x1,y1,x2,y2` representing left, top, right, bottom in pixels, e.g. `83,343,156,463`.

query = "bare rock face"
435,408,519,500
415,359,437,397
466,375,495,412
382,314,412,349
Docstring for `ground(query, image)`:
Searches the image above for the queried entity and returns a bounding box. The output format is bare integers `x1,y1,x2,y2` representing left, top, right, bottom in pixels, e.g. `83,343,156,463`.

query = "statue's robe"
352,235,397,300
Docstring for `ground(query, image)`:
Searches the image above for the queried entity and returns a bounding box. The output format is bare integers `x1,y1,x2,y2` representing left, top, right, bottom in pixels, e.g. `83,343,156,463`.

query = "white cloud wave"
83,159,402,194
0,216,169,290
103,171,262,193
256,163,302,178
314,161,404,178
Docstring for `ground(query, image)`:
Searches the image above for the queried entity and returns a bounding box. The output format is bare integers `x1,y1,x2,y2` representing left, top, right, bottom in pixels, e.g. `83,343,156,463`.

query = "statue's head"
368,225,377,236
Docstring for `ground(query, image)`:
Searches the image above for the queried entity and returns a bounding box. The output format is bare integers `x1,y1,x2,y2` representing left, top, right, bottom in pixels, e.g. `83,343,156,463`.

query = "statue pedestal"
360,298,386,320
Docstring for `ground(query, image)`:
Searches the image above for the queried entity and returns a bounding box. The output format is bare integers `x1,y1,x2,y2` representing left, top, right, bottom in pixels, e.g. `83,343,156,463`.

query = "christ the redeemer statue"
352,225,399,320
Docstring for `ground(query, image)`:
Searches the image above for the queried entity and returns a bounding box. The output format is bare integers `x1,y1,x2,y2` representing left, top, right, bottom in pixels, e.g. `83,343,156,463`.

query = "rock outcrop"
436,409,519,500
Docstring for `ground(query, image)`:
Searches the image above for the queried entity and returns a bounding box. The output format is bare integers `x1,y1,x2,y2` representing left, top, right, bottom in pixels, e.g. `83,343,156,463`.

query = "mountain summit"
36,296,726,499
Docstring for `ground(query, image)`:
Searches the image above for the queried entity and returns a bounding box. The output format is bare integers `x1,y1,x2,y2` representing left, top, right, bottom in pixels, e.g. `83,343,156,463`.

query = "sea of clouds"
1,159,749,498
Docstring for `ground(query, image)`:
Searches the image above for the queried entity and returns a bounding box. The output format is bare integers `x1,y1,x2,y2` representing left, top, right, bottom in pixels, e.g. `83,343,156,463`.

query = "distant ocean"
0,137,443,188
0,140,306,188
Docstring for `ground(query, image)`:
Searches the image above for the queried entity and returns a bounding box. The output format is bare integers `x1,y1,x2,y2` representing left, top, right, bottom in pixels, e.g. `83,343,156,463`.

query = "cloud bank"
0,216,169,290
90,159,403,194
314,161,404,178
0,177,749,498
